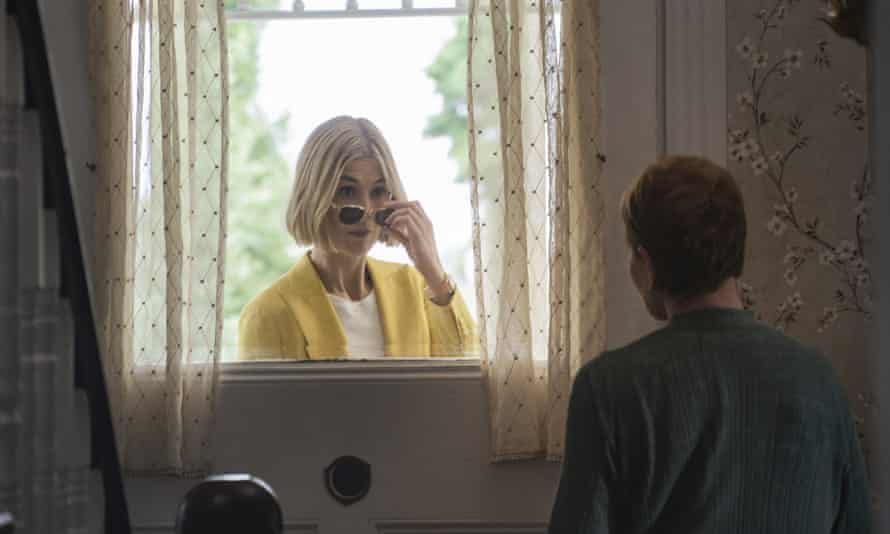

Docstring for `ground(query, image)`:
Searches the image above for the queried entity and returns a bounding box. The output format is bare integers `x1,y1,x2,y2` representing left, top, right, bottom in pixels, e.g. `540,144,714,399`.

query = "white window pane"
299,0,342,10
352,0,404,9
223,16,473,359
413,0,459,8
225,0,290,9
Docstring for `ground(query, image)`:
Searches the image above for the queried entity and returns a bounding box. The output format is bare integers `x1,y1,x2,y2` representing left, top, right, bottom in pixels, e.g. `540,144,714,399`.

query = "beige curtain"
89,0,228,476
468,0,605,461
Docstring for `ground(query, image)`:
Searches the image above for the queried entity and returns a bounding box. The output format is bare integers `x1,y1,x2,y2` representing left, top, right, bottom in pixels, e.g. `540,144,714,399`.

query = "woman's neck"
664,277,744,319
309,248,371,301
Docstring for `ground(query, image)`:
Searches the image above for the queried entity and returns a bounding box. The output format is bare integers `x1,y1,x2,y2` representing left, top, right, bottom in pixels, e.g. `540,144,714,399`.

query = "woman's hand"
382,200,450,300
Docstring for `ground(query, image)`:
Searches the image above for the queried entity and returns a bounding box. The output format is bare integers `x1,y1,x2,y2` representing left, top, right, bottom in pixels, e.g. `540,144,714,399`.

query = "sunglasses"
333,205,395,226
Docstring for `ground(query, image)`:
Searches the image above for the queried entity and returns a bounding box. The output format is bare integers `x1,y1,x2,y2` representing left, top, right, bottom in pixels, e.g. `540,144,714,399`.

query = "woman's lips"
348,229,371,238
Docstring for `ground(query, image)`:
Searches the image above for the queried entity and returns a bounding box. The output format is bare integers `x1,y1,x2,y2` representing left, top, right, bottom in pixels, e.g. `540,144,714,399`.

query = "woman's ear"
636,246,656,292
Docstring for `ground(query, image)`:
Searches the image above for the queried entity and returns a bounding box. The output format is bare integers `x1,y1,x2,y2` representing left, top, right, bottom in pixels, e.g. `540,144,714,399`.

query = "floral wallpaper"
727,0,877,508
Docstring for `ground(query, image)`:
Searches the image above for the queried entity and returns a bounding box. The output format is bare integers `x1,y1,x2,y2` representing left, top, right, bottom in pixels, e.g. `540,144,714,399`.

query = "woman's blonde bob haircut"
286,116,407,249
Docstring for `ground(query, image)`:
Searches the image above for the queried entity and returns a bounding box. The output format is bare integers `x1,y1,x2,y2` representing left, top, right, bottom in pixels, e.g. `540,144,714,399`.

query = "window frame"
225,2,468,21
219,0,729,378
221,0,482,374
220,357,483,383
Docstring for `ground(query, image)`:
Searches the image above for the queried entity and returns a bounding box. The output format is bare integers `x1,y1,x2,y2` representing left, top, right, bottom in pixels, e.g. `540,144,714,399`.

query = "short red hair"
620,156,747,299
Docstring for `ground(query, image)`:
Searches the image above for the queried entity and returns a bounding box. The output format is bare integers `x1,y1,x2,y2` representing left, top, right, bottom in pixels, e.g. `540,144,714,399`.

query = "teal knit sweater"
548,307,871,533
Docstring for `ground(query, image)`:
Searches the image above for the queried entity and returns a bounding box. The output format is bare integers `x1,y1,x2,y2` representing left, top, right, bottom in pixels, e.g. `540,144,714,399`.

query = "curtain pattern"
468,0,604,461
89,0,228,476
549,0,606,460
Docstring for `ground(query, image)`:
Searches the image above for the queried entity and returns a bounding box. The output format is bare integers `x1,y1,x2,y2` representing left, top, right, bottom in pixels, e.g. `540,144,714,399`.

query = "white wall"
599,0,662,349
600,0,728,349
662,0,726,163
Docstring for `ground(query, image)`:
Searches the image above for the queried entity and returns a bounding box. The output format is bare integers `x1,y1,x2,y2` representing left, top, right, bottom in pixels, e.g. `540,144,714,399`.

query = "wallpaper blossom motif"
727,0,877,509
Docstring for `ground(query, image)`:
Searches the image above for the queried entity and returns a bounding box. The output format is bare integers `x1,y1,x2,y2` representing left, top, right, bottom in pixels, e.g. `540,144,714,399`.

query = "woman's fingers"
385,222,409,245
383,201,431,228
414,202,431,226
385,212,420,243
398,208,426,234
383,200,445,285
385,206,429,233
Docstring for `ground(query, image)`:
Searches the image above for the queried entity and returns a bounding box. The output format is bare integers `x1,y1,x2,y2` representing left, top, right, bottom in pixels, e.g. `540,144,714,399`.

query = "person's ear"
636,245,656,292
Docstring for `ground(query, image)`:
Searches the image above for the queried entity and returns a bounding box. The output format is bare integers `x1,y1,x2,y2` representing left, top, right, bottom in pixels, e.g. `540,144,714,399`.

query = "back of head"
175,474,283,534
620,155,747,300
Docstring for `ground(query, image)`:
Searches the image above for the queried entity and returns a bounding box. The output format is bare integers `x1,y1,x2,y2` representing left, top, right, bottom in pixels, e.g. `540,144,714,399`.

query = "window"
222,0,474,361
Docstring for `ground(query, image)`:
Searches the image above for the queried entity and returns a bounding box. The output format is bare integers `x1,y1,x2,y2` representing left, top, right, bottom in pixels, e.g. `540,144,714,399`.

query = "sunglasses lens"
374,207,395,226
339,206,365,225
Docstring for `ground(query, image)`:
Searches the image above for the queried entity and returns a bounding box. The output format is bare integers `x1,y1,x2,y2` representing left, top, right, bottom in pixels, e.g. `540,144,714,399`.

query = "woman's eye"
336,186,355,198
372,187,390,198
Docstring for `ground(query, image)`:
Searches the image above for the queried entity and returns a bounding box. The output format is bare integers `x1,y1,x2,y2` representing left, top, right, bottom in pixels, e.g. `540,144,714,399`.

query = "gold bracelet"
426,272,456,302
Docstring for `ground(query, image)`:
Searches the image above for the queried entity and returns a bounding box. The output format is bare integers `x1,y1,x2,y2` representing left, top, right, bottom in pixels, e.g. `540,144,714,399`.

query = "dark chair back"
175,475,283,534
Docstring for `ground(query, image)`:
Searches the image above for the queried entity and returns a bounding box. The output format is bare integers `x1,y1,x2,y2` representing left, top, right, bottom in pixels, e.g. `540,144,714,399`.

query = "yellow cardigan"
237,254,477,360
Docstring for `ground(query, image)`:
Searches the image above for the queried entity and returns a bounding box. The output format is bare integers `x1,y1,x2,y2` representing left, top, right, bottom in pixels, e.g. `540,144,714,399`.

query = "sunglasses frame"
332,204,395,226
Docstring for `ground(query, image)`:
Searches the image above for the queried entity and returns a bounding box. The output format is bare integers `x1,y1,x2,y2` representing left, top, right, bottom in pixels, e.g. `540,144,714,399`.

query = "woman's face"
320,158,391,257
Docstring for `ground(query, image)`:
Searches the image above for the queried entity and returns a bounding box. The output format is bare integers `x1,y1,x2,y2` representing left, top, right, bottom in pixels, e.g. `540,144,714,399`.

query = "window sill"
218,358,483,384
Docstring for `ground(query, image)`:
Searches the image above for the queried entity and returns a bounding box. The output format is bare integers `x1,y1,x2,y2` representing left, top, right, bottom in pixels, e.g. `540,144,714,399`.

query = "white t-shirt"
327,290,386,358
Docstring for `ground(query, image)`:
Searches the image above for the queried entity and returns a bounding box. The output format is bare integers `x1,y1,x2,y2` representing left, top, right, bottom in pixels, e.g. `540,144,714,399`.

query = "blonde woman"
237,116,477,360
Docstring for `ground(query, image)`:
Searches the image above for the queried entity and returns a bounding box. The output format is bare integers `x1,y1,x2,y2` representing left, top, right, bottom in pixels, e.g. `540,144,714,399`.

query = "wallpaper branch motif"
727,0,877,509
730,0,873,333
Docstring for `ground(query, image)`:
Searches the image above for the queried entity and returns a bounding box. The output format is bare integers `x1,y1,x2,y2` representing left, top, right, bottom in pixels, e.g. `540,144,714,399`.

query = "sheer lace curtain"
89,0,228,476
468,0,604,461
